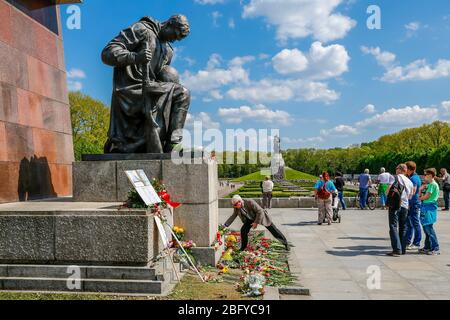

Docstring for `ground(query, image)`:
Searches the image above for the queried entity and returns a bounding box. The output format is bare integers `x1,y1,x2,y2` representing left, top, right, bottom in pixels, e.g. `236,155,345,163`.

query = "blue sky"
61,0,450,150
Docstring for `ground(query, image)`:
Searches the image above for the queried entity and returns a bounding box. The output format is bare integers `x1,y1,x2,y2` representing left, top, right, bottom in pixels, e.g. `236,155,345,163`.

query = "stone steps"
0,264,159,280
0,263,180,295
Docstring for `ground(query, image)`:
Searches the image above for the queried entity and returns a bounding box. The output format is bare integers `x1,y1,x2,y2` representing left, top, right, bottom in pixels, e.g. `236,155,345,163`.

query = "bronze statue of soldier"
101,15,191,154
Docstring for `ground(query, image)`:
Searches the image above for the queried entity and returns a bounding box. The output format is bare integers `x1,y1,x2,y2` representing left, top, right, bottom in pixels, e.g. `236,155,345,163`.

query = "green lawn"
232,168,317,182
0,270,258,301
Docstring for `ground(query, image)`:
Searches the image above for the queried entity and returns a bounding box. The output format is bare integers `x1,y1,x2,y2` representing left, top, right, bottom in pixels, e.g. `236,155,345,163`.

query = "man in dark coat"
101,15,191,153
223,195,290,251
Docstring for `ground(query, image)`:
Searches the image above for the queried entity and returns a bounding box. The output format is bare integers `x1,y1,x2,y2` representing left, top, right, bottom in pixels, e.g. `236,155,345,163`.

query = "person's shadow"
326,245,392,257
18,156,56,201
283,221,319,227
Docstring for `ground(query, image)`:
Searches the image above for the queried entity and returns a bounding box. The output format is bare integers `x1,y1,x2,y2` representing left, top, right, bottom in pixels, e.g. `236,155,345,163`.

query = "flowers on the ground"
226,235,237,245
222,249,234,261
218,230,296,290
237,273,266,297
218,265,230,275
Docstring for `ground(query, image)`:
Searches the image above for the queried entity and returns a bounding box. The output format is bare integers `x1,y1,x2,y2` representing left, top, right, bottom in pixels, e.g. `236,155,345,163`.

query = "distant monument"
101,15,191,154
271,136,285,181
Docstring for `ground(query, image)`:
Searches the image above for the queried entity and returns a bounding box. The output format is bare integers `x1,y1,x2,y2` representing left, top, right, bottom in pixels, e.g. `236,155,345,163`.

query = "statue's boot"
166,84,191,150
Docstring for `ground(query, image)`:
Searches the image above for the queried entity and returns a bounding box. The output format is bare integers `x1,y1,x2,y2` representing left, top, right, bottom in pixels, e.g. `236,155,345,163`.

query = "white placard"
125,170,161,206
154,216,171,250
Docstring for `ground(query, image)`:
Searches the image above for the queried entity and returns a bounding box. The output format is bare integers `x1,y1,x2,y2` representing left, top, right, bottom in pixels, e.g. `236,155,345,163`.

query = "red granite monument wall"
0,0,74,203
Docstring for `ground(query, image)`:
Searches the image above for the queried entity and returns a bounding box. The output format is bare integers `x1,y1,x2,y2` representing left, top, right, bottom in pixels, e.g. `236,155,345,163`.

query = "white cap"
231,195,243,205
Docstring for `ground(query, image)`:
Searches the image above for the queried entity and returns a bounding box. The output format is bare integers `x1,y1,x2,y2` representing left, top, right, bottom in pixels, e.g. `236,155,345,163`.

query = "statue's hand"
135,48,152,64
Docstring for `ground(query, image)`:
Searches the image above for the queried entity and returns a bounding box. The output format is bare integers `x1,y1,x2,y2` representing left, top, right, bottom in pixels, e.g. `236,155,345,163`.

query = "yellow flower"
226,235,237,243
179,228,185,233
222,249,233,261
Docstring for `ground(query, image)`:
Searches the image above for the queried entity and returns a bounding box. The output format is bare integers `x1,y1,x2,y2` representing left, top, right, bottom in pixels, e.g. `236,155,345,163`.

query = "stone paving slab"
219,207,450,300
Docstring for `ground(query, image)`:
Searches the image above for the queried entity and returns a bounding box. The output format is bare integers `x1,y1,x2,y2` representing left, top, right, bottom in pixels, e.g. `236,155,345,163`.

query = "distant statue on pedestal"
101,15,191,154
271,135,285,181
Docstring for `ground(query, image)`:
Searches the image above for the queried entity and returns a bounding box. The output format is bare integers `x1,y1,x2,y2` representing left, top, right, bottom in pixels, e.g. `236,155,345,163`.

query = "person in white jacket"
387,163,414,257
262,176,274,209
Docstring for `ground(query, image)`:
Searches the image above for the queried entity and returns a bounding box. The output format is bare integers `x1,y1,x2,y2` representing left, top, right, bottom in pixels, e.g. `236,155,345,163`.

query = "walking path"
219,208,450,300
218,182,244,198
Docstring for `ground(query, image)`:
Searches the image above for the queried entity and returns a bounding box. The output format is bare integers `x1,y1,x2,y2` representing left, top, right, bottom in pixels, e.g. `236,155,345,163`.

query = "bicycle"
355,186,378,210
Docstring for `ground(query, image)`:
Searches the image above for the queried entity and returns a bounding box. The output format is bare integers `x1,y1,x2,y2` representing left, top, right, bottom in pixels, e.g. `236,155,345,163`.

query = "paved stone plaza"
220,208,450,300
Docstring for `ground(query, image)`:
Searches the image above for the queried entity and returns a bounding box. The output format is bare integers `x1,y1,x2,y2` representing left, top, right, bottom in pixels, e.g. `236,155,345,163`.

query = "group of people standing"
382,162,441,256
358,163,445,256
313,163,446,256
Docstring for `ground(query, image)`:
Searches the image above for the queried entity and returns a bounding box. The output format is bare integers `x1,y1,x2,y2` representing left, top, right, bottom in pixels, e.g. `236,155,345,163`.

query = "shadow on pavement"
338,236,390,241
326,245,391,257
283,221,319,227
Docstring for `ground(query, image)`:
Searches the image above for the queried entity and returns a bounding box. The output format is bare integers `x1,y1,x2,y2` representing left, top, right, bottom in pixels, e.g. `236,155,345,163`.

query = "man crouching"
223,195,291,251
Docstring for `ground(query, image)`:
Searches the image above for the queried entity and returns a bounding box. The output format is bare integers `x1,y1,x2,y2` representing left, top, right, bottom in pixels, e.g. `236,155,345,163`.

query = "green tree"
70,92,110,161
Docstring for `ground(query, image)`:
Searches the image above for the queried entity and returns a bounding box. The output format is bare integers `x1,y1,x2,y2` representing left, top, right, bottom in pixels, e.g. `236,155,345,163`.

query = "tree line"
284,121,450,176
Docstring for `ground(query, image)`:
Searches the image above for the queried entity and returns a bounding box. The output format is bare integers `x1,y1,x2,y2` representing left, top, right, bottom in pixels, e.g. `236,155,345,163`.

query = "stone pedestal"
72,155,220,265
0,203,178,295
0,207,172,266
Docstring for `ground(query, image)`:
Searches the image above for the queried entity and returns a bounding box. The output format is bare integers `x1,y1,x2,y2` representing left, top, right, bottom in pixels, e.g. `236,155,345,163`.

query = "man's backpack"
317,183,331,200
387,176,405,211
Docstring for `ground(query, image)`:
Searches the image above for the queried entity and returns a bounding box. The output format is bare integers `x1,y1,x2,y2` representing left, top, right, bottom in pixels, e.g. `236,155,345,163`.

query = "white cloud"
185,112,221,129
242,0,356,42
67,68,85,91
442,101,450,115
405,21,420,31
210,90,224,100
229,55,255,66
320,125,359,137
272,49,308,75
181,54,251,92
218,104,293,126
67,68,86,79
184,51,341,106
362,46,450,83
381,59,450,83
361,46,396,68
294,101,448,146
227,78,340,104
361,104,376,114
355,105,439,128
273,42,350,80
212,11,222,27
195,0,225,4
68,81,83,91
184,57,196,67
228,18,235,29
307,42,350,79
284,136,324,144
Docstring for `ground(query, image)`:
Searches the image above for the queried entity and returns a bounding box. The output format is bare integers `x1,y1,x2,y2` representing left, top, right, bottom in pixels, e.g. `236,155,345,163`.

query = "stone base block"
73,158,218,204
173,200,219,247
73,157,220,249
191,245,224,267
0,207,173,266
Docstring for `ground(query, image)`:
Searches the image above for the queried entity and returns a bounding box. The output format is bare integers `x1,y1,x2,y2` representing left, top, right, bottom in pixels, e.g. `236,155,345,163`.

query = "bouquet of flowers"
172,226,185,241
237,273,266,297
